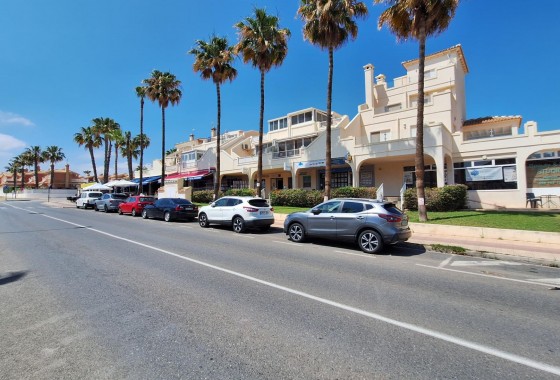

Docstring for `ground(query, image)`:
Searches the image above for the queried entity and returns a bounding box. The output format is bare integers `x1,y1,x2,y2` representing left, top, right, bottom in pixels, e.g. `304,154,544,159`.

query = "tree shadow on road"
0,271,28,285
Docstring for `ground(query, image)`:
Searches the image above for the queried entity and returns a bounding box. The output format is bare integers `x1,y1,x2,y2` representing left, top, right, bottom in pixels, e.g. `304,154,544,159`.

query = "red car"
118,195,155,217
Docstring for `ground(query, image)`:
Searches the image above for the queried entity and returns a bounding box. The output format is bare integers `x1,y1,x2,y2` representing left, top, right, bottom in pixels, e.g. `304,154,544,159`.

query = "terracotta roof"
402,44,469,73
463,116,522,127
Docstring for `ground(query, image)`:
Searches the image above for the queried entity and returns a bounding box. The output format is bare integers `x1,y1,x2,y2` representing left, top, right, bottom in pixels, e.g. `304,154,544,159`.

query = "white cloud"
0,110,35,127
0,133,27,166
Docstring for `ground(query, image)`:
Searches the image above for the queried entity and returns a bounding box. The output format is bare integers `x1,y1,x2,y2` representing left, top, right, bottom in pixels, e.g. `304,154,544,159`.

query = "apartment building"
150,44,559,209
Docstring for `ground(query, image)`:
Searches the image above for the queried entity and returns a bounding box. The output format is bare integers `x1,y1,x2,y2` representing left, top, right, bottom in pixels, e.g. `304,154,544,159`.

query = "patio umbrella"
82,183,113,191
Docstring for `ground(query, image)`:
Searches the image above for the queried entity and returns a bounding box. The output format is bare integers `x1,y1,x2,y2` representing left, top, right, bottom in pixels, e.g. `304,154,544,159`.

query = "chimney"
211,127,216,138
363,64,374,109
189,133,195,141
375,74,386,85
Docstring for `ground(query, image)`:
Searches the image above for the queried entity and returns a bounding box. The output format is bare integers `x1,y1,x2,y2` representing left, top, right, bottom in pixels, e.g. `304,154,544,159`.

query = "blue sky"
1,0,558,176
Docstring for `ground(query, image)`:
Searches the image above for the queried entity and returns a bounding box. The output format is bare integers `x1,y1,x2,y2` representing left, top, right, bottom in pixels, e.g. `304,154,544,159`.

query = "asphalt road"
1,200,560,379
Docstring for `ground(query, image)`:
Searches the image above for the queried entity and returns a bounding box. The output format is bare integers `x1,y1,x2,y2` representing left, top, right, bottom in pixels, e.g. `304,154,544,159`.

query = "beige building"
146,45,560,209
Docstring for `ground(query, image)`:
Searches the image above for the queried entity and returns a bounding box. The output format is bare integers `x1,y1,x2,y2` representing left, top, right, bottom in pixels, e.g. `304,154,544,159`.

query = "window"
453,158,518,190
341,201,364,213
315,201,341,213
410,94,432,107
269,117,288,132
302,175,311,188
291,111,313,125
371,130,391,143
464,126,512,141
384,104,402,113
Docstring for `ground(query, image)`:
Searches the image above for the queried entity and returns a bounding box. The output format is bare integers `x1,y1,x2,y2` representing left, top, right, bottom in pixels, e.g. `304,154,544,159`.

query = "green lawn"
272,206,560,233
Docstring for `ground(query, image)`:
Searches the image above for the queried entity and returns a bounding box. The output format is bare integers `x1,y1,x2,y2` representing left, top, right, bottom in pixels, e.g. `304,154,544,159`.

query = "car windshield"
88,192,102,197
248,199,270,208
112,194,128,199
139,197,154,202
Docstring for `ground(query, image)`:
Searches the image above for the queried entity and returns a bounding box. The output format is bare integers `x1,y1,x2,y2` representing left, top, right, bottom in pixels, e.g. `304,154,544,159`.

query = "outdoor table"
540,194,559,209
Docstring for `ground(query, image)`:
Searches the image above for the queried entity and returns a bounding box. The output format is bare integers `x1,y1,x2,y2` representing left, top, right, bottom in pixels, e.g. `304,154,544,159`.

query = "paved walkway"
5,198,559,267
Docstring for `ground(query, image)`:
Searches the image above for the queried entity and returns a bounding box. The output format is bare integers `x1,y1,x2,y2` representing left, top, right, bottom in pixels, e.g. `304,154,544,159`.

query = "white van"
76,191,103,209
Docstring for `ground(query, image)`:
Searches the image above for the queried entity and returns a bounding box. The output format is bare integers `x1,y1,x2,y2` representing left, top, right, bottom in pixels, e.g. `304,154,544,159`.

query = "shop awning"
165,169,212,181
130,175,161,185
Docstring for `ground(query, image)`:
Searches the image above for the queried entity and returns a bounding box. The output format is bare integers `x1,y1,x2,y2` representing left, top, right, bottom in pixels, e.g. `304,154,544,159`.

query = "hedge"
403,185,467,211
271,187,377,208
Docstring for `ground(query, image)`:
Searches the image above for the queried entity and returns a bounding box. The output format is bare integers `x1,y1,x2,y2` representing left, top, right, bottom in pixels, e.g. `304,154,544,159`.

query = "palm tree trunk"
114,144,118,178
324,47,334,201
139,98,144,194
161,106,166,187
34,161,39,189
257,70,265,198
416,25,428,222
103,137,110,183
214,83,222,199
50,163,55,189
89,146,99,183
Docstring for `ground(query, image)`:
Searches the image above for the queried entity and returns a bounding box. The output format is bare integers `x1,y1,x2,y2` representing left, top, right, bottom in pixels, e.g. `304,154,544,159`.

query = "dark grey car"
283,198,411,254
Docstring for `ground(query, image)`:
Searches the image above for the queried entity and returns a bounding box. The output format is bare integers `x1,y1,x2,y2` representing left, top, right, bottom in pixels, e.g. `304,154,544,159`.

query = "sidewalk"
272,213,560,266
7,199,560,266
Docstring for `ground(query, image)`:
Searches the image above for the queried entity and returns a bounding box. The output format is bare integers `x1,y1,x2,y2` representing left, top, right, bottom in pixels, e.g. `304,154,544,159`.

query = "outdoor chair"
526,193,542,208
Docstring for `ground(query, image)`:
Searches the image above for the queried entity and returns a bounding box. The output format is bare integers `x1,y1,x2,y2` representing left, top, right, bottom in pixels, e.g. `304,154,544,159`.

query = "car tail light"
378,214,402,223
243,206,259,213
270,207,274,212
175,205,182,211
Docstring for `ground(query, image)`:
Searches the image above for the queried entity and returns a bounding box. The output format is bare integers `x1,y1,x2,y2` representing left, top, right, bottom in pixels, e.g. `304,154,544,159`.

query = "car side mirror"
311,208,322,215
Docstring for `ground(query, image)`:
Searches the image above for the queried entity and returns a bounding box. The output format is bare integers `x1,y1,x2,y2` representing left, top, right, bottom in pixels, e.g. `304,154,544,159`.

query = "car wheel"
358,229,383,254
118,208,123,215
164,211,172,222
232,216,245,233
198,213,209,228
76,204,80,209
288,222,305,243
104,205,109,213
94,204,99,211
142,210,148,219
131,208,137,217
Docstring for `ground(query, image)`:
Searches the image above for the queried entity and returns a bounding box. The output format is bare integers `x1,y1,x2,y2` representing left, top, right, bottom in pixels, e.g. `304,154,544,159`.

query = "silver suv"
283,198,411,254
198,196,274,233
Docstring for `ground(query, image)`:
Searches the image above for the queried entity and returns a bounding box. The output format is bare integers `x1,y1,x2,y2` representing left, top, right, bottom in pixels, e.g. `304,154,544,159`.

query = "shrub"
331,186,377,199
404,185,467,211
192,190,216,204
224,188,256,196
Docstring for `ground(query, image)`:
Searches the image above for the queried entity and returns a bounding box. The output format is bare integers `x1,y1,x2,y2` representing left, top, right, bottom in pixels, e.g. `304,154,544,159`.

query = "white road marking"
451,260,523,267
334,250,376,258
438,257,453,268
6,204,560,376
417,264,555,287
527,278,560,286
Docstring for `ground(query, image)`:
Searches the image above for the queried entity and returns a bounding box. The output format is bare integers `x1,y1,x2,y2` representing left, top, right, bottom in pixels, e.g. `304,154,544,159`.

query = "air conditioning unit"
242,143,250,150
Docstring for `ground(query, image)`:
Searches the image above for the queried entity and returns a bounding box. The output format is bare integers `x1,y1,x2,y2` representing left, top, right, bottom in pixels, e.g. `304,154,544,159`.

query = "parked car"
198,196,274,233
94,193,128,212
75,191,103,209
142,198,198,222
118,195,155,217
283,198,411,254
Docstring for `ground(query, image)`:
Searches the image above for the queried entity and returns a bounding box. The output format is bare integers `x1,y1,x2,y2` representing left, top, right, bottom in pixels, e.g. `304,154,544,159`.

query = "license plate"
260,210,269,215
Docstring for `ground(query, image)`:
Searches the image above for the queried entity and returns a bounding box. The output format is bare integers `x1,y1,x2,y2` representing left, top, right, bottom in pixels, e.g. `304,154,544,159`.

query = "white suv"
76,191,103,209
198,196,274,233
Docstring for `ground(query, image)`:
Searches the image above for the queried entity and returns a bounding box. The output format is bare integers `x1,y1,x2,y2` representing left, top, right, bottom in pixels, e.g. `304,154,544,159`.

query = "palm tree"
120,131,140,179
110,127,125,178
43,146,65,188
16,152,33,189
74,126,102,183
92,117,120,183
25,146,44,189
298,0,368,201
135,85,147,194
144,70,182,184
234,9,290,198
5,159,19,195
189,35,238,199
375,0,459,222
